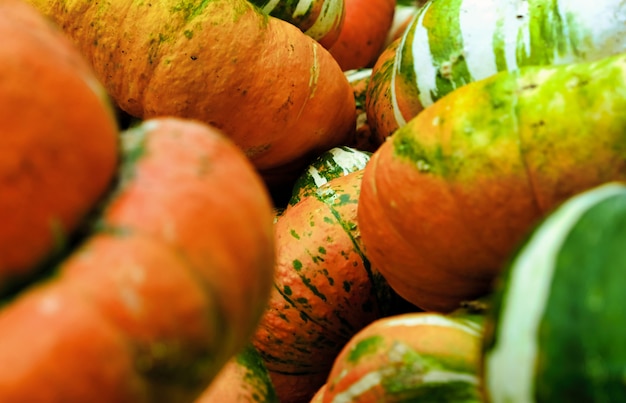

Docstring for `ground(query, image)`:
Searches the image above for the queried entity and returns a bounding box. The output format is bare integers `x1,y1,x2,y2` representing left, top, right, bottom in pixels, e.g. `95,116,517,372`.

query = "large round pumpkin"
0,0,118,290
25,0,357,187
358,52,626,313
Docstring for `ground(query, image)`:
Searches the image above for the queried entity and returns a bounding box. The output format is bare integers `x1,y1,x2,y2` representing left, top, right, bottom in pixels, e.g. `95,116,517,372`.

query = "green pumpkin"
483,182,626,402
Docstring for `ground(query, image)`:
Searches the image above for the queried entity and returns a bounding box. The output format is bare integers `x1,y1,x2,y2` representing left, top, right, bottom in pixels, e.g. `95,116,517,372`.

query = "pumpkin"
25,0,356,187
344,69,380,153
196,344,278,403
365,37,403,146
482,182,626,402
369,0,626,141
0,0,118,291
247,0,345,49
328,0,396,71
288,146,371,207
320,310,485,402
253,169,401,402
358,52,626,313
0,117,276,401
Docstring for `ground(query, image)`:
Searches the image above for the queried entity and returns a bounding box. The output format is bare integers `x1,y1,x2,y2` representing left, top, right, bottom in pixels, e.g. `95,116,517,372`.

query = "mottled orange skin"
329,0,396,71
0,117,277,401
26,0,356,187
253,170,394,403
0,0,118,286
103,118,276,361
322,312,483,402
358,58,626,312
365,38,402,145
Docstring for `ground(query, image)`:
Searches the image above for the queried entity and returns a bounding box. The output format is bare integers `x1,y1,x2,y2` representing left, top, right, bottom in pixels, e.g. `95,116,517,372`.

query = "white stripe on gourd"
401,0,626,111
484,183,626,403
301,0,344,42
260,0,281,14
307,147,370,188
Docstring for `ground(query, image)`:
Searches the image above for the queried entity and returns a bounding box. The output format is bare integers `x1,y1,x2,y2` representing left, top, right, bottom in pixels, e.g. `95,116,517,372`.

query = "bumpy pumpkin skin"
328,0,396,71
254,170,398,403
358,53,626,313
25,0,356,185
248,0,345,49
0,0,118,287
372,0,626,141
322,312,485,402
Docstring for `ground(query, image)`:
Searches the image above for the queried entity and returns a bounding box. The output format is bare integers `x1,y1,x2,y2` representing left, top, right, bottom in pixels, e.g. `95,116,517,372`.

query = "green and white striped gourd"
375,0,626,138
288,146,371,206
247,0,345,48
482,182,626,402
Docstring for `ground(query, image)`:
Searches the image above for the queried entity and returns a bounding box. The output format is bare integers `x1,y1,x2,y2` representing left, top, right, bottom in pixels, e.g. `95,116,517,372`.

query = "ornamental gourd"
25,0,357,187
358,52,626,313
482,182,626,402
254,169,399,403
319,311,485,402
0,118,276,401
247,0,345,49
368,0,626,141
288,146,371,206
0,0,118,291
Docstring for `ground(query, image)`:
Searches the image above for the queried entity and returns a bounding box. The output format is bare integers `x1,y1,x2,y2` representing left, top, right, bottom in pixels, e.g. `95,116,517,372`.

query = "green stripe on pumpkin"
397,0,626,112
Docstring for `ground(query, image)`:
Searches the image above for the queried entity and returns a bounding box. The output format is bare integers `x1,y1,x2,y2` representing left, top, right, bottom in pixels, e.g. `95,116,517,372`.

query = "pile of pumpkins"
2,0,626,402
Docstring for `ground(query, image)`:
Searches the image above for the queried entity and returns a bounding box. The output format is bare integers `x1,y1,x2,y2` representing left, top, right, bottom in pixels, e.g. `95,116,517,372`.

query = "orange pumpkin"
365,38,403,146
25,0,357,187
320,311,485,402
328,0,396,71
358,54,626,312
0,117,276,401
0,0,118,289
253,169,401,402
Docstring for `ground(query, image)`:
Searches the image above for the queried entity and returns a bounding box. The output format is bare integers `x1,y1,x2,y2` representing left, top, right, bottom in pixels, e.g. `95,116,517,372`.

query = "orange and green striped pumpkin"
369,0,626,141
